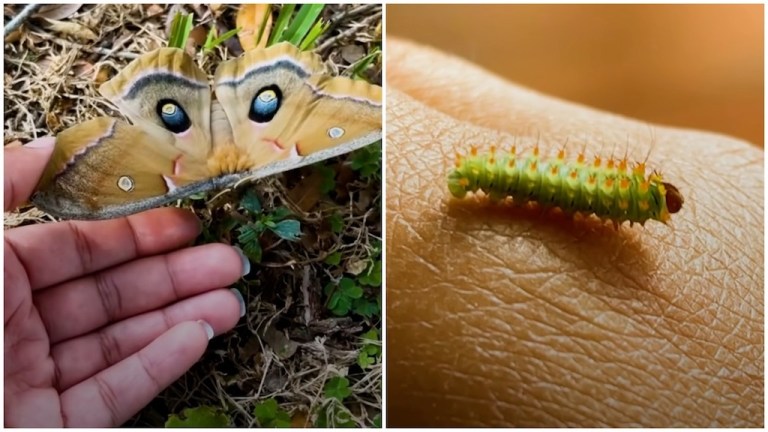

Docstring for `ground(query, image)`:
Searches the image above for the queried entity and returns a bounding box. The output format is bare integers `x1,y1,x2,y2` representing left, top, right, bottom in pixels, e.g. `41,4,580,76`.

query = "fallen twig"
4,4,42,37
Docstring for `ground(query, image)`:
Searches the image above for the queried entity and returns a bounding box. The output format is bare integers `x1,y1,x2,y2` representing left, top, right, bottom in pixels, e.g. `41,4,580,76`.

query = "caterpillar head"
663,182,684,214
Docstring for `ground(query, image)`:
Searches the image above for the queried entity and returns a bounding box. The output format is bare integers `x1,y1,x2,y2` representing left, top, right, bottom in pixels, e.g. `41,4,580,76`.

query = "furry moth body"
447,146,684,226
32,43,382,220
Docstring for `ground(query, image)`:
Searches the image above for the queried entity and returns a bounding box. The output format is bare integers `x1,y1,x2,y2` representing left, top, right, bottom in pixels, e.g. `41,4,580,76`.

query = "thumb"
4,137,55,212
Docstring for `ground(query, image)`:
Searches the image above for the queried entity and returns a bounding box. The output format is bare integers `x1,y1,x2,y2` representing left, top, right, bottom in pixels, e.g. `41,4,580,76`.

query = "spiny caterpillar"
447,145,684,226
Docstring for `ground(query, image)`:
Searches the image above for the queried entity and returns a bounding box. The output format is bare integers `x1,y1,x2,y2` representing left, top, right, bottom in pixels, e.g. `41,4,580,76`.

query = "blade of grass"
345,47,381,79
168,12,194,49
298,18,330,51
283,4,325,46
255,4,273,47
268,4,295,45
205,27,240,52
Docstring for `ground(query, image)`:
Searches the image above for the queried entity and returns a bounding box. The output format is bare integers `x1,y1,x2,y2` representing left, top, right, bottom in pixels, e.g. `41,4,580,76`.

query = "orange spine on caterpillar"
447,145,684,226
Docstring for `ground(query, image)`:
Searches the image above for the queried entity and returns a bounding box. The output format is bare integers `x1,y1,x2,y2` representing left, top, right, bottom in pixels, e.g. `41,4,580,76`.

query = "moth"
448,145,684,226
32,42,382,220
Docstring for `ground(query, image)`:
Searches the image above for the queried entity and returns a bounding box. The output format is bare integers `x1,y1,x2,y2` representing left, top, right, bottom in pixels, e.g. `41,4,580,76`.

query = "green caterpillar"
447,145,684,226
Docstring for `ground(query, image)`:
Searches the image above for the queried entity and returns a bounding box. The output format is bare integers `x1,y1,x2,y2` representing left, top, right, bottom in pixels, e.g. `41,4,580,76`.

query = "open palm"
4,139,247,427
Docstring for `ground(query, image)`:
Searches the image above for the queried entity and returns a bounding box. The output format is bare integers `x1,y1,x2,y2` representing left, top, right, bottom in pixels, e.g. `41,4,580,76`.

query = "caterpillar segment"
448,146,684,226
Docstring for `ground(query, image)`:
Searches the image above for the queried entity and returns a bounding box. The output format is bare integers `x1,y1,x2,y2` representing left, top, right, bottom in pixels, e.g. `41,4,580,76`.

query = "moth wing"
213,42,382,173
33,117,212,220
99,48,212,162
287,74,382,156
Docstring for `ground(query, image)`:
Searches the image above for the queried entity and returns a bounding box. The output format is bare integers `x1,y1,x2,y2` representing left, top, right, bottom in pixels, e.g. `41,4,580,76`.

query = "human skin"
5,139,247,427
386,38,763,427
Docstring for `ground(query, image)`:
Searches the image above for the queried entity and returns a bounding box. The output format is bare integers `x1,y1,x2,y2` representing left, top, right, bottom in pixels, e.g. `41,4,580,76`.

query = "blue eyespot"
157,100,191,133
249,85,282,123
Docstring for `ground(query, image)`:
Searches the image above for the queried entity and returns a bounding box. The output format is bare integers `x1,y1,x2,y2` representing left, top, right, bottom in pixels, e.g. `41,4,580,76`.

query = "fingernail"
233,246,251,276
230,288,246,317
197,320,214,340
24,137,55,149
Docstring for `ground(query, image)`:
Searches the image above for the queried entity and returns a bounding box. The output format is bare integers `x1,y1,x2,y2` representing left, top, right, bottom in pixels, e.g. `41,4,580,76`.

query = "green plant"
357,328,381,369
350,142,382,180
358,259,382,287
165,406,230,427
327,213,344,234
269,4,330,50
168,12,194,49
314,376,356,427
324,277,362,316
346,46,381,80
253,398,292,428
236,189,302,263
324,251,342,265
203,25,240,52
315,164,337,194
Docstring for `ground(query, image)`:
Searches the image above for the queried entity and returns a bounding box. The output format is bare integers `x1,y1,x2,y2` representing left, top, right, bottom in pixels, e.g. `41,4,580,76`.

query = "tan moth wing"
213,42,382,176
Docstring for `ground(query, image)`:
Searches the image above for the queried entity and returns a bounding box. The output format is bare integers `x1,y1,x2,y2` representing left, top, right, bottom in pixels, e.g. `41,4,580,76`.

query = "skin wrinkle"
67,222,96,279
387,38,762,427
92,375,120,427
92,272,123,324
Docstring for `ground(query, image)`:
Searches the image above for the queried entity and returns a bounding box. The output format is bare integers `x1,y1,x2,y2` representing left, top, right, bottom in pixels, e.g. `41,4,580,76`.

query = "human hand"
386,38,762,427
4,138,249,427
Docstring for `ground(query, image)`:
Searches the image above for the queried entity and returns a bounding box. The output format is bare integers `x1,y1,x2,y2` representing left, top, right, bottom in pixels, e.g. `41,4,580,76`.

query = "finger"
52,288,244,390
5,207,202,290
37,243,247,343
60,321,211,427
4,139,55,211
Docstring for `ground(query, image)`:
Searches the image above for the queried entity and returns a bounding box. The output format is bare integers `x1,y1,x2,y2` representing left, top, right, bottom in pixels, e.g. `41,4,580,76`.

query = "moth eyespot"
250,85,282,123
258,90,277,103
448,145,684,226
161,104,177,115
328,127,345,139
117,176,135,192
156,99,191,134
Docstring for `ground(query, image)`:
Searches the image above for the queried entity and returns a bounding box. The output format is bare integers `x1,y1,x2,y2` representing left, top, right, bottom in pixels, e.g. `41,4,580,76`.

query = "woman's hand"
5,138,248,427
386,38,762,427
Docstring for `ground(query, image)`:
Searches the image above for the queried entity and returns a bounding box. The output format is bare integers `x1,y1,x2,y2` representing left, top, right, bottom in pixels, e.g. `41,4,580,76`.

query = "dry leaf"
236,4,272,51
42,18,97,41
36,56,54,74
287,170,326,212
209,4,225,16
45,112,61,131
341,44,365,63
262,324,298,360
93,63,116,85
72,59,95,77
4,28,23,44
290,411,310,428
143,4,164,16
34,4,82,20
346,258,368,276
188,24,208,48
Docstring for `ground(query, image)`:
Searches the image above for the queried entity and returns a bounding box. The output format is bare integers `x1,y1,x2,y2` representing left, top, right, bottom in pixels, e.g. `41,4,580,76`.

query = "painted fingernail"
230,288,246,317
233,246,251,276
197,320,214,340
23,137,55,148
